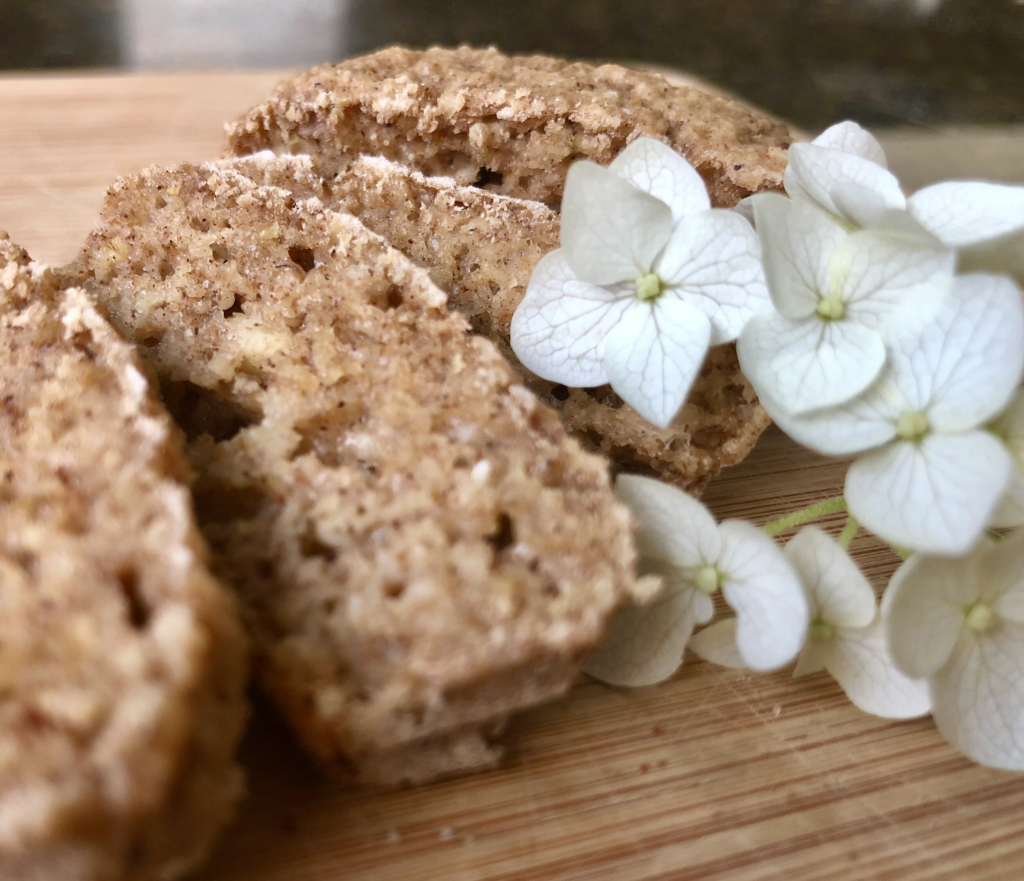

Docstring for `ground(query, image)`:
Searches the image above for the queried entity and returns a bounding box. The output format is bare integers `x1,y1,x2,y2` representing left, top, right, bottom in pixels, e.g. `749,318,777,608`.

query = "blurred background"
3,0,1023,266
2,0,1024,130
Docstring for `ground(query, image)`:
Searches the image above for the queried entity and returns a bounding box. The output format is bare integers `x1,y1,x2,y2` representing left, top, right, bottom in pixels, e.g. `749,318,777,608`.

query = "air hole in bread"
288,245,316,273
583,385,625,409
189,216,211,233
140,332,163,349
385,286,403,310
161,379,262,443
551,384,569,402
222,295,244,319
473,167,504,189
468,312,491,337
210,242,231,264
487,512,515,553
299,523,336,562
116,566,150,630
193,483,268,525
69,329,100,363
294,404,364,468
384,581,405,600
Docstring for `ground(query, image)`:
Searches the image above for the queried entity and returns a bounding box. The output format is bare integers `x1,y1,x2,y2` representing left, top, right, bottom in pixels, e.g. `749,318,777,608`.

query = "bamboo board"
2,70,1023,881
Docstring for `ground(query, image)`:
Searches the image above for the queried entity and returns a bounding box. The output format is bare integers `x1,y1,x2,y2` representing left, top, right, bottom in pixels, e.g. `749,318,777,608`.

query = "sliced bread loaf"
232,152,769,492
62,163,644,785
0,235,248,881
225,45,793,209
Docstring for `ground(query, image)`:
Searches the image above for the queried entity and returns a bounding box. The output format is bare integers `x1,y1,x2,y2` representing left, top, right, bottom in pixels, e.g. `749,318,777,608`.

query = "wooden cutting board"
2,71,1023,881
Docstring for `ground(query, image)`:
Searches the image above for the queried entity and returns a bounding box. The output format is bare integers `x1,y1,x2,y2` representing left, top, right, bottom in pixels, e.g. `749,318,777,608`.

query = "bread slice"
0,236,248,880
62,162,644,786
225,45,793,209
233,152,770,492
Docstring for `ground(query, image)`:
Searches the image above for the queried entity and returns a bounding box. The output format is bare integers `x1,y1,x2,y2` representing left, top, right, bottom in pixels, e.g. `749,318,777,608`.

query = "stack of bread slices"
1,46,792,880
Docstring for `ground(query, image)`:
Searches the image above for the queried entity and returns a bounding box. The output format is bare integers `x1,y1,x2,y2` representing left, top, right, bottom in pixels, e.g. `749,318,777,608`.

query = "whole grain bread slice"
225,45,793,209
0,235,248,881
61,162,645,786
233,152,769,492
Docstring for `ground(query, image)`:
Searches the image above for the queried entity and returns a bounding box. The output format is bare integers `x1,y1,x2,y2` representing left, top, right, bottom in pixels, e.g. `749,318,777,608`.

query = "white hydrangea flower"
511,137,769,429
738,193,955,415
990,390,1024,528
908,180,1024,285
767,273,1024,556
784,121,906,229
788,527,930,719
585,475,808,686
885,531,1024,770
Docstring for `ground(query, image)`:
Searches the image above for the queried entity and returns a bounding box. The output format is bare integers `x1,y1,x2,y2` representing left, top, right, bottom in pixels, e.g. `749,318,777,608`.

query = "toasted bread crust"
63,163,643,785
0,236,248,880
232,153,769,492
226,45,793,209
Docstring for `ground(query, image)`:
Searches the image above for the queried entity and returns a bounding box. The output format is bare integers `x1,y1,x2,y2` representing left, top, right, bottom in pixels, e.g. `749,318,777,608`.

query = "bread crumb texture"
0,235,248,881
63,163,642,785
226,45,793,209
234,152,770,491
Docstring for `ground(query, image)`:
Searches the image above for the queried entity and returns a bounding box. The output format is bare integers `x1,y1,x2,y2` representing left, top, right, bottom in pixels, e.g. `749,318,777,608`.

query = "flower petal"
737,309,886,416
601,297,712,429
608,137,711,223
890,273,1024,433
812,121,888,168
762,376,900,457
884,552,975,679
908,181,1024,249
561,160,673,285
785,143,906,226
845,432,1013,556
931,624,1024,771
839,230,955,338
990,390,1024,528
753,193,847,319
656,209,769,345
717,520,809,671
961,229,1024,287
688,618,747,669
510,250,630,387
585,585,711,687
830,181,893,229
976,531,1024,621
785,527,876,629
615,474,721,569
734,197,756,227
825,622,932,719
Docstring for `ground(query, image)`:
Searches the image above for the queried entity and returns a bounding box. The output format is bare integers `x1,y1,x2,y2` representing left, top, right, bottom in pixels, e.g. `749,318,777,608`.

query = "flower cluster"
511,138,767,428
746,124,1024,555
510,125,1024,771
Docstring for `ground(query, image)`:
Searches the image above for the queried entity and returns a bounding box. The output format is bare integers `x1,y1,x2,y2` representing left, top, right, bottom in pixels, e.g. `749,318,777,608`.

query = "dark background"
2,0,1023,130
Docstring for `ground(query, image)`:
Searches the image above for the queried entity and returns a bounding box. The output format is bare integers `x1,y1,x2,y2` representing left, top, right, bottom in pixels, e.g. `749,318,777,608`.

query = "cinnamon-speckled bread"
232,152,769,492
62,163,645,786
225,45,793,209
0,235,248,880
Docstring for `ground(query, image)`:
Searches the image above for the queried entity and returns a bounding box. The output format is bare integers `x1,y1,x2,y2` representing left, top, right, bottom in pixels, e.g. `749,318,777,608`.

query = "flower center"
694,564,722,595
896,410,930,442
815,295,846,321
964,601,997,633
808,618,835,643
635,272,664,302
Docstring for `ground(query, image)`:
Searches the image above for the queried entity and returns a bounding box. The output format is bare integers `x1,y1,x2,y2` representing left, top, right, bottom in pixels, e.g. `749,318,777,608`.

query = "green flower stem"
763,496,848,537
891,545,914,561
837,514,860,550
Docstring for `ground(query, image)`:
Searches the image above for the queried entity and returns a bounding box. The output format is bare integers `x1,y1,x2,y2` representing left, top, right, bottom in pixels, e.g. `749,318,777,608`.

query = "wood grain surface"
2,71,1023,881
